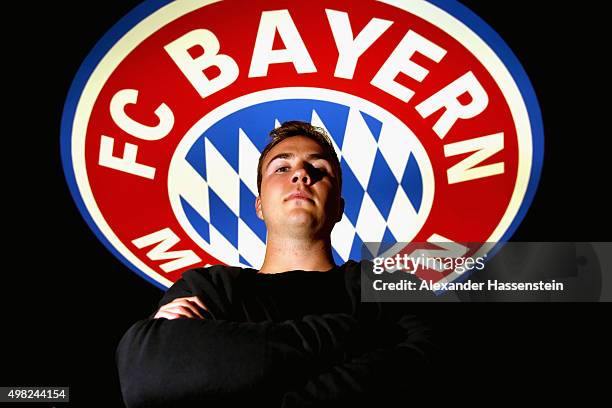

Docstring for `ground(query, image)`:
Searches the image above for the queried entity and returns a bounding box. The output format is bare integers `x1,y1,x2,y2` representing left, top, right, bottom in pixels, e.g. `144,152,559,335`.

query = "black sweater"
116,260,431,407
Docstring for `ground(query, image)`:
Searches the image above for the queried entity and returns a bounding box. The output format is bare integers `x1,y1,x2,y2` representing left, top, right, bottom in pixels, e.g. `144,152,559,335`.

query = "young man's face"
255,135,344,238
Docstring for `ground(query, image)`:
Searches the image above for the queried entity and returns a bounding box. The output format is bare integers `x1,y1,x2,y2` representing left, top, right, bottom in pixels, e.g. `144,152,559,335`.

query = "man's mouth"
286,191,314,202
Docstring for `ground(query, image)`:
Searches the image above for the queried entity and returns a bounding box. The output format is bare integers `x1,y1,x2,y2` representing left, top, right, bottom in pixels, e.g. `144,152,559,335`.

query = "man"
116,121,431,407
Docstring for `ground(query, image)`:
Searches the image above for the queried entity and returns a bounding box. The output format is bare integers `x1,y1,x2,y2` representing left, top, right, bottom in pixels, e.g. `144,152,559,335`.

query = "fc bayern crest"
61,0,543,289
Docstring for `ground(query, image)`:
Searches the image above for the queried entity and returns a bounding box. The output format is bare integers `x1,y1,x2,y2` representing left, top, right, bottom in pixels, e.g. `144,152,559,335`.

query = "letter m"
132,228,202,273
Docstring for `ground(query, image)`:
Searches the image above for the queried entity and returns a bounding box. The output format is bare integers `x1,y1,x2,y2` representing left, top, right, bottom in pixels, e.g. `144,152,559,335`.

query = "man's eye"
314,167,329,175
275,166,289,173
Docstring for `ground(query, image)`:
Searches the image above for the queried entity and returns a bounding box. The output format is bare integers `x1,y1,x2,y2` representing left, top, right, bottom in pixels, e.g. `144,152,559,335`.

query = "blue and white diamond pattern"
170,97,431,269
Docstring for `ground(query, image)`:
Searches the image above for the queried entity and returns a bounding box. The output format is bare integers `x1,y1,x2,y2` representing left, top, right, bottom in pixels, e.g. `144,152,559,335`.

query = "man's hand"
153,296,209,320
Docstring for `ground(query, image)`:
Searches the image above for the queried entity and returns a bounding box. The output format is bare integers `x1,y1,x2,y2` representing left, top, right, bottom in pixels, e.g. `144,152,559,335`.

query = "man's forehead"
270,135,325,151
265,136,329,162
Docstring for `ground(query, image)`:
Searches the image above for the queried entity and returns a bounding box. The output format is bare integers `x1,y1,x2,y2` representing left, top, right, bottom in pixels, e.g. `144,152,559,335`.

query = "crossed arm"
117,306,370,407
116,284,430,407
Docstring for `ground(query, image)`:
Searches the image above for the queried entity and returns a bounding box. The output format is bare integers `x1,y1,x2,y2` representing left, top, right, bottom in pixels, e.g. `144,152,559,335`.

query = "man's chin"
284,210,320,229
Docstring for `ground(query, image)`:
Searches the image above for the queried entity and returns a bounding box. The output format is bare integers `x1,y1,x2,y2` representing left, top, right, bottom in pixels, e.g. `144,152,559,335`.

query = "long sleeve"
277,265,435,407
116,312,374,407
116,263,434,407
279,313,432,408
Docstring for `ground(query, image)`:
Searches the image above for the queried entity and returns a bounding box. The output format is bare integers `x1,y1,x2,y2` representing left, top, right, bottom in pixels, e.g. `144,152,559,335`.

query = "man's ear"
335,197,345,223
255,196,264,220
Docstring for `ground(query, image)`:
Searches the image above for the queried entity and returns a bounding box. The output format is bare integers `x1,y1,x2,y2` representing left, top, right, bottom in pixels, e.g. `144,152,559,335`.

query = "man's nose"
292,166,311,185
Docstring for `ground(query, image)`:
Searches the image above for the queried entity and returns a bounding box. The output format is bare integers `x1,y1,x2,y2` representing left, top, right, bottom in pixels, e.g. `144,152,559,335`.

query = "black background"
3,1,609,406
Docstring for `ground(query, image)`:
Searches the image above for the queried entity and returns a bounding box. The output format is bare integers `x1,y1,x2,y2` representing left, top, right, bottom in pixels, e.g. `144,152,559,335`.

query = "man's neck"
258,235,336,274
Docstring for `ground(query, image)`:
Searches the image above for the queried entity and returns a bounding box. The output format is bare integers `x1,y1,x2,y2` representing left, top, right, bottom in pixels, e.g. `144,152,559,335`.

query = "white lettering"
325,9,393,79
164,29,239,98
109,89,174,140
132,227,202,273
249,10,316,77
444,133,505,183
408,234,468,273
98,135,156,179
416,71,489,139
371,30,446,102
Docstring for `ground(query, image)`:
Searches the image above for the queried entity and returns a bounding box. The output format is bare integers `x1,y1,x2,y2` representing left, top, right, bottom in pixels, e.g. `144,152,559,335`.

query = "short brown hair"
256,121,342,194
